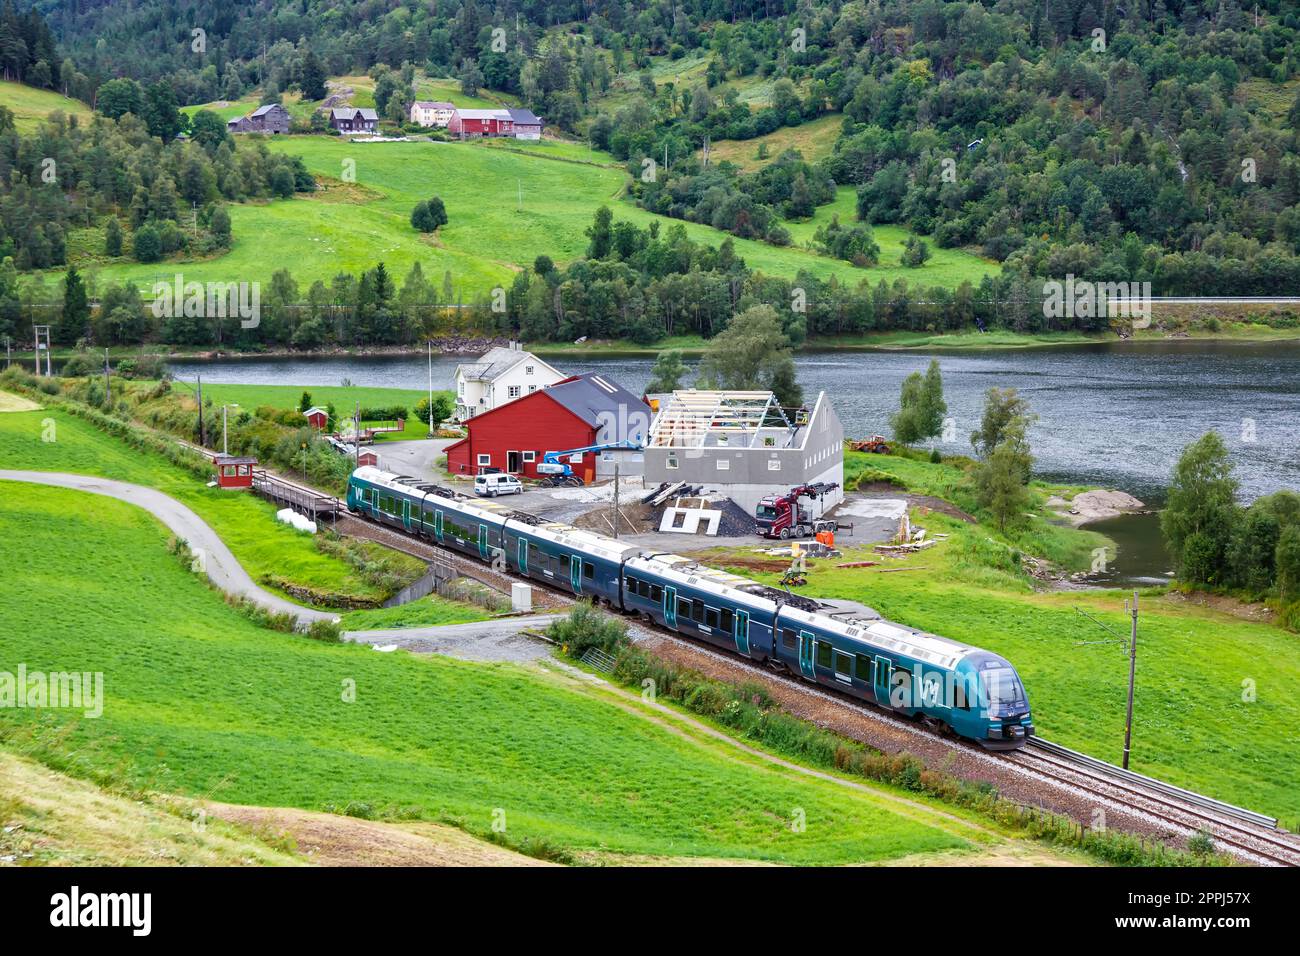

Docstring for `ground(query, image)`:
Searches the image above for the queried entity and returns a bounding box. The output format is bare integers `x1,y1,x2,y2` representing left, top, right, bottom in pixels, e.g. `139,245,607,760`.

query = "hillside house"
329,107,378,134
445,373,650,481
410,100,455,127
506,108,543,140
448,108,513,138
453,344,564,422
227,103,290,134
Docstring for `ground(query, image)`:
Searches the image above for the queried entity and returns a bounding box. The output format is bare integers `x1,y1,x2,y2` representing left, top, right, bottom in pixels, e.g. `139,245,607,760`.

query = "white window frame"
522,450,536,462
666,455,679,470
508,385,521,399
767,459,781,471
477,453,491,467
716,459,730,471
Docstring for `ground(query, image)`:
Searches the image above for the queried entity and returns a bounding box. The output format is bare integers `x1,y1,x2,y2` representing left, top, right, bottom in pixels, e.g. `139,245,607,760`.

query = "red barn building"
448,108,514,138
444,373,650,482
303,406,329,430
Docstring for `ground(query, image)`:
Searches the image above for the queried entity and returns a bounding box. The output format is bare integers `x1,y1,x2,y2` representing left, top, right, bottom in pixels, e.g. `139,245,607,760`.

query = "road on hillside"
0,470,338,625
344,613,561,662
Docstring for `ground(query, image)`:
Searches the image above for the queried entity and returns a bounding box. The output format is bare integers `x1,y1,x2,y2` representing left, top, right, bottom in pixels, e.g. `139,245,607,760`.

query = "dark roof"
507,108,542,125
251,104,285,117
543,373,649,433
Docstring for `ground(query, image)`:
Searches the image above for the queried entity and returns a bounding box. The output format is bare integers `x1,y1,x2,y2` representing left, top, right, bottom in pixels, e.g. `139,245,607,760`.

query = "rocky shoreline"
1046,489,1148,527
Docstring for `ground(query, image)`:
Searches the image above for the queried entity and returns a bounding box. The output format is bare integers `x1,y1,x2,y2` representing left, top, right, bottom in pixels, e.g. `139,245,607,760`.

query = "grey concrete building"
642,389,844,515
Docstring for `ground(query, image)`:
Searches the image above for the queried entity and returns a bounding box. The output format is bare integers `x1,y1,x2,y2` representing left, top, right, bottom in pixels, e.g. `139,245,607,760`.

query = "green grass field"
0,79,93,133
0,405,416,606
784,187,994,288
713,452,1300,822
704,113,845,172
0,483,975,864
58,137,996,299
182,382,438,414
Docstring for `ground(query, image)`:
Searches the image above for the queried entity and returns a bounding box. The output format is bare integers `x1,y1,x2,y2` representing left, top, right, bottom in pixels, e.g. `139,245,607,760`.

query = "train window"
638,580,651,598
650,584,662,602
583,561,594,580
677,598,691,620
558,554,570,572
720,608,733,632
856,655,874,683
816,641,833,668
834,651,853,677
782,629,797,650
423,509,436,525
704,607,719,629
691,600,705,623
626,575,639,592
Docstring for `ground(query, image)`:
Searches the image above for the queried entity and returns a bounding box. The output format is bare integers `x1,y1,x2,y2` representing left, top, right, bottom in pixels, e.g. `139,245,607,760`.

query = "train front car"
955,652,1035,750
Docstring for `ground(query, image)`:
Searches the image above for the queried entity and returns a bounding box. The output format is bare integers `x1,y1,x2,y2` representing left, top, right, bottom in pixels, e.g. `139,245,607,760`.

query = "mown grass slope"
0,483,970,864
71,136,996,297
0,405,415,605
0,80,93,132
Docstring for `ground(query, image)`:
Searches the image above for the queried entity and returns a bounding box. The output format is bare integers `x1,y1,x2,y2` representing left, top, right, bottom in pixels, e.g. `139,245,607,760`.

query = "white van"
474,472,524,497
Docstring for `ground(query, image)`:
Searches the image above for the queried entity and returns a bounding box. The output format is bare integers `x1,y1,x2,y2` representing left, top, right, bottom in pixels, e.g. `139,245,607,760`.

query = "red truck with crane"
754,482,840,539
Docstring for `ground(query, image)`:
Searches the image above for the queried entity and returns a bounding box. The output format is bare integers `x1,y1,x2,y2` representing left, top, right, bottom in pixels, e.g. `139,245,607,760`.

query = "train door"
569,555,582,594
664,586,677,627
477,524,489,560
517,536,528,574
798,630,816,678
874,655,892,706
434,509,444,544
734,609,750,656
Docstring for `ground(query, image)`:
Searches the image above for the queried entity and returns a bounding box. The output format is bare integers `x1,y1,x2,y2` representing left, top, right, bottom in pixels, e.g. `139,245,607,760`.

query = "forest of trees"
3,0,1300,342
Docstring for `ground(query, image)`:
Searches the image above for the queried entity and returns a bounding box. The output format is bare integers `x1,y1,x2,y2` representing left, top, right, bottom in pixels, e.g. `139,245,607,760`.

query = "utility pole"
33,325,51,376
196,374,206,448
610,463,620,539
1073,593,1140,770
1122,592,1139,771
354,401,361,471
427,339,434,439
3,334,10,368
222,404,229,455
103,348,111,405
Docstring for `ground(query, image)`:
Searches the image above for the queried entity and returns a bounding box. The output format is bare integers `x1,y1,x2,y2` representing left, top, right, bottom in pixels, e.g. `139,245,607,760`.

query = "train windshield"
981,667,1026,707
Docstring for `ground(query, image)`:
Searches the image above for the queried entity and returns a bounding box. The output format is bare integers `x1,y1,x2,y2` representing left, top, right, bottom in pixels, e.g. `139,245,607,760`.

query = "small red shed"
303,406,329,430
214,455,257,489
357,450,379,468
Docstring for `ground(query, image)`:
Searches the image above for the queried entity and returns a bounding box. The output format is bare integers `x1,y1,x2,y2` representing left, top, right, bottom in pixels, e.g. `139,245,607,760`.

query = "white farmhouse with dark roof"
453,343,565,421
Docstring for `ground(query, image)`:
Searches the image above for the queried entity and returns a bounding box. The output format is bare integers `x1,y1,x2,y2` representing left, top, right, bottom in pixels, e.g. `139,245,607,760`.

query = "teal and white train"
348,466,1035,749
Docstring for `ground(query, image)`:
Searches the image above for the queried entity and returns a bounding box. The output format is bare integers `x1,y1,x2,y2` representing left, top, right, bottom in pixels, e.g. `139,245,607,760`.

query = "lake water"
170,339,1300,504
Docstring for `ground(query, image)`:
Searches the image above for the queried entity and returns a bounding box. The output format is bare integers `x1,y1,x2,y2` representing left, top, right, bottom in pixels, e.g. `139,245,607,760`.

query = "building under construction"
642,389,844,516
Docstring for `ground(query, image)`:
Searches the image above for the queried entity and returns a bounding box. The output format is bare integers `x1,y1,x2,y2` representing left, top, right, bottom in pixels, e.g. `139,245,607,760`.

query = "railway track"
261,469,1296,864
1008,743,1300,867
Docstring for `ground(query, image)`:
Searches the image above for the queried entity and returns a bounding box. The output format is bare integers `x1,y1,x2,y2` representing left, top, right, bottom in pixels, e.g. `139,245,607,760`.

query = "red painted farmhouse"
444,373,650,482
448,108,513,137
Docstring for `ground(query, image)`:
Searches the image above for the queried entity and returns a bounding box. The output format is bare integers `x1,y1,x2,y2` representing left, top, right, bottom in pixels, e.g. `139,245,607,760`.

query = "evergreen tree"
300,49,327,100
58,267,90,344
